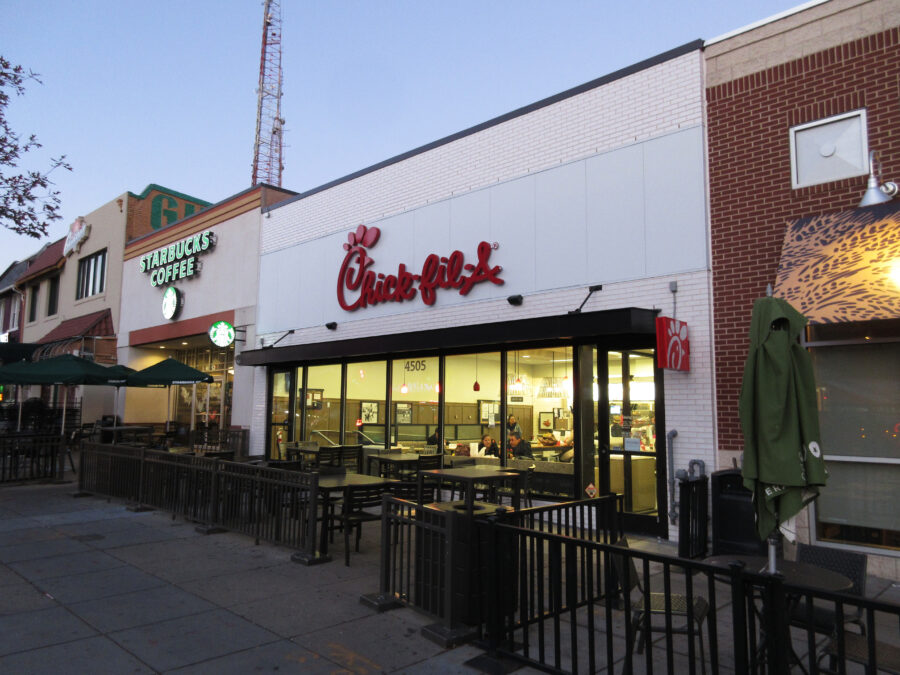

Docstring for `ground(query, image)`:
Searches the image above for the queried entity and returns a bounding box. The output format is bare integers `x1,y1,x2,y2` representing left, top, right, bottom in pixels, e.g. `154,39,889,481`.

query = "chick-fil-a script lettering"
336,225,504,311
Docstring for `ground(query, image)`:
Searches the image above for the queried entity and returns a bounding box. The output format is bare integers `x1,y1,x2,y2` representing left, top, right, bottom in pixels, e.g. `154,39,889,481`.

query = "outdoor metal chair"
818,621,900,674
336,445,363,473
790,543,867,638
335,483,391,566
611,537,709,675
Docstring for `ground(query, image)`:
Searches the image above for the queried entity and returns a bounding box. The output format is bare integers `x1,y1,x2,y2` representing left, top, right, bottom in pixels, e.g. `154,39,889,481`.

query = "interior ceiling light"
473,354,480,392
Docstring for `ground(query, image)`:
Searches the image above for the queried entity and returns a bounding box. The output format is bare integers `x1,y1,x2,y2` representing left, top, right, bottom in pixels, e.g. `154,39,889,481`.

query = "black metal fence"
0,434,63,482
188,428,250,459
373,491,900,674
479,523,900,674
78,443,322,561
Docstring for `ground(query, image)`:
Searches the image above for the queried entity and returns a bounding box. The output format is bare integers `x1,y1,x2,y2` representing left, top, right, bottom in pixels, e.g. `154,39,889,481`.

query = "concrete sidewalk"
0,478,492,674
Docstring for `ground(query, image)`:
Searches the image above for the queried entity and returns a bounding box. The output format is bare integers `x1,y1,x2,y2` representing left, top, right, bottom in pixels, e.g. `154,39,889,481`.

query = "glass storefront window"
172,344,234,432
291,366,304,442
444,352,501,456
812,342,900,550
506,347,574,464
391,356,439,450
304,364,342,445
345,361,386,448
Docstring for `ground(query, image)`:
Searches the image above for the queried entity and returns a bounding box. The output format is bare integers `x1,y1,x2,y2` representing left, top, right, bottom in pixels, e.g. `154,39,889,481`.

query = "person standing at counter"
507,414,522,437
508,431,534,459
479,434,500,456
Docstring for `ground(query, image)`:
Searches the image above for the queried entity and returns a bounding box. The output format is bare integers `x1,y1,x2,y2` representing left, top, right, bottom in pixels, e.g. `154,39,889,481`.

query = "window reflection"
444,352,501,456
345,361,386,448
303,364,342,445
391,356,440,450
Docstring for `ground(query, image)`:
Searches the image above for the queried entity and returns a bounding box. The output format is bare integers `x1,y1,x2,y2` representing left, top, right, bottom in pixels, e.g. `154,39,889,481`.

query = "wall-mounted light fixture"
325,322,338,330
569,284,603,314
859,151,898,207
507,294,523,306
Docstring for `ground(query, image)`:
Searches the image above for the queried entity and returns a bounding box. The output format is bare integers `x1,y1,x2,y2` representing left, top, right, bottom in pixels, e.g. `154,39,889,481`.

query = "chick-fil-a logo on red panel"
337,224,504,311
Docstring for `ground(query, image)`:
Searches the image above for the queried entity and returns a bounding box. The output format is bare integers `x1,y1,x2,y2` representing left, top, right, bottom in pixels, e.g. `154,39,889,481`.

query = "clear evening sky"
2,0,809,266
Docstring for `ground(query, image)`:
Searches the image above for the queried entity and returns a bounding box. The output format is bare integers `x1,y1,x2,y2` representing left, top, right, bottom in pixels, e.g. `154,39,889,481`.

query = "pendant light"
473,354,480,391
400,368,408,394
515,352,522,385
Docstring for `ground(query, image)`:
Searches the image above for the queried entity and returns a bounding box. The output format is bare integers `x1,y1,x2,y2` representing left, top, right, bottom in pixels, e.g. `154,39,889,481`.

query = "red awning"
38,309,114,344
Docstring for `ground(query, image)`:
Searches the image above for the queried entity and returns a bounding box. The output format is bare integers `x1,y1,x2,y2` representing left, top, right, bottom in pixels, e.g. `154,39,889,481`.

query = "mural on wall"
775,202,900,323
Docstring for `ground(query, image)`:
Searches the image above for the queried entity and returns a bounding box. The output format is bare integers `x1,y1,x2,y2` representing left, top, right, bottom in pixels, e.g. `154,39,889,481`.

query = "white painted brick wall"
247,49,716,544
262,52,702,255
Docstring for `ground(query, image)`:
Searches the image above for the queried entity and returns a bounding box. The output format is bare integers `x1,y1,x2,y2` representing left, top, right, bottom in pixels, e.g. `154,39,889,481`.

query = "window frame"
28,284,39,323
76,249,107,300
46,276,59,317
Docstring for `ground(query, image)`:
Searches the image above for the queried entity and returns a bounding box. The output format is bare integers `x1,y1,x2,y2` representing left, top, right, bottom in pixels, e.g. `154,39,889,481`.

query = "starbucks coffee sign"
140,230,216,287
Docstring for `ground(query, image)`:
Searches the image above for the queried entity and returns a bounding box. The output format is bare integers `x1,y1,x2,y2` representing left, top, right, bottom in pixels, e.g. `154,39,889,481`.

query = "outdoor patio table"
367,452,419,478
703,554,852,592
316,473,398,559
417,466,523,513
705,554,852,670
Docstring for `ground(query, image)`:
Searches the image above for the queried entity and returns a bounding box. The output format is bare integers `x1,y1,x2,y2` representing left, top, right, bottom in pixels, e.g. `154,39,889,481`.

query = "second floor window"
47,276,59,316
28,285,39,323
76,249,107,300
9,297,19,330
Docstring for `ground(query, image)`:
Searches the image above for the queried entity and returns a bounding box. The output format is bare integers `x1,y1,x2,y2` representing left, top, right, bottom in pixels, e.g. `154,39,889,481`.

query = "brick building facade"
707,0,900,572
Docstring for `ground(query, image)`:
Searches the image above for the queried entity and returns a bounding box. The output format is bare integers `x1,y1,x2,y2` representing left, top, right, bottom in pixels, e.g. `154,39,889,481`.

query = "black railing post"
127,447,152,512
729,561,749,675
762,572,790,675
360,494,405,612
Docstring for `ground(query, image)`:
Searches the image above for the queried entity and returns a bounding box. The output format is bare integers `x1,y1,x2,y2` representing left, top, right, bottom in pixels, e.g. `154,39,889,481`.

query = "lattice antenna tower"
252,0,284,186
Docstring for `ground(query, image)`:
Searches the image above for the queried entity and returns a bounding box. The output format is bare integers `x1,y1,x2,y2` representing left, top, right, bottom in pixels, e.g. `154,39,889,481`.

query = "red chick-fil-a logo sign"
337,225,504,311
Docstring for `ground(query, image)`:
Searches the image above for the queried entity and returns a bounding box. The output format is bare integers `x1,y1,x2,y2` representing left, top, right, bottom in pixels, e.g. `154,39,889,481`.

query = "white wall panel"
586,144,646,282
535,161,587,290
644,126,707,275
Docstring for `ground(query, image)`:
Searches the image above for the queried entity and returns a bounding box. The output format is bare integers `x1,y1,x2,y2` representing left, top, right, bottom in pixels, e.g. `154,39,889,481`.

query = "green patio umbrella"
126,358,213,387
0,354,114,435
104,364,137,422
739,296,828,573
127,358,213,431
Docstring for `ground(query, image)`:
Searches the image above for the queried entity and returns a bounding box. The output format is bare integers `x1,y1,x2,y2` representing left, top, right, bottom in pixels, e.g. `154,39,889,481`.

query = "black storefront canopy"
237,307,659,366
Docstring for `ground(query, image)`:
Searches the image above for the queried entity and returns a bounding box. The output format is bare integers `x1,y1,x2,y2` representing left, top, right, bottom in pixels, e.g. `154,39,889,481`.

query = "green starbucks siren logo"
208,320,235,347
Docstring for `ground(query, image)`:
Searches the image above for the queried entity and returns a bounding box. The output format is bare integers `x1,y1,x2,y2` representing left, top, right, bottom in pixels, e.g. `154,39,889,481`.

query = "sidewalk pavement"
0,477,499,674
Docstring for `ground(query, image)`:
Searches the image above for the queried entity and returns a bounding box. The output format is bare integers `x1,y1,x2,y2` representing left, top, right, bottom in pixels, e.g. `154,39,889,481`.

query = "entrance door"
268,369,293,459
599,349,664,535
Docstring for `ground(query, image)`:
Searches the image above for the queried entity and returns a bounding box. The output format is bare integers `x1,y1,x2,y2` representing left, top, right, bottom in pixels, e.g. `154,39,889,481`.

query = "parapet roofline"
264,39,704,214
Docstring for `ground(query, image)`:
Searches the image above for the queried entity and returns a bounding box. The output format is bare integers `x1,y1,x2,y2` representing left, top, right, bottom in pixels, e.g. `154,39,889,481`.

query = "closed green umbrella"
739,296,828,572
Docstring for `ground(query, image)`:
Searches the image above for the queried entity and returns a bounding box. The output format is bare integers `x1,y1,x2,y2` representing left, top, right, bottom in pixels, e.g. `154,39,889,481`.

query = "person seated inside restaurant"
557,433,575,462
479,434,500,456
426,429,449,450
508,430,534,459
507,414,522,437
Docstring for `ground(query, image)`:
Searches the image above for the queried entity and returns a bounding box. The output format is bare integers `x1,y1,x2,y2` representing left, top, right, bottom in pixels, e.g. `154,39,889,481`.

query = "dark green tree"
1,56,71,238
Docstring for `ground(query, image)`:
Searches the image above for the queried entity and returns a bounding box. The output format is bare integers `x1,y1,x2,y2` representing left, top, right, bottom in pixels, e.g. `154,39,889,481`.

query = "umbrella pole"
16,385,22,431
767,535,779,574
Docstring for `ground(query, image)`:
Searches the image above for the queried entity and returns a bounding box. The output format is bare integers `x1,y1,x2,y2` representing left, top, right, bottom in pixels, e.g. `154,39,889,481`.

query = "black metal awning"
237,306,659,367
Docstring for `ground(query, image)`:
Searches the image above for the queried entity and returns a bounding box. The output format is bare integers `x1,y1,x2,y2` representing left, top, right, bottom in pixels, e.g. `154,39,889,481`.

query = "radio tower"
252,0,284,186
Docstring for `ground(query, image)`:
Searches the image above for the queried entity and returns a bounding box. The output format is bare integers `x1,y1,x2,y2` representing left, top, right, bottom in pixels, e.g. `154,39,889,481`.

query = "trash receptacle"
711,469,766,556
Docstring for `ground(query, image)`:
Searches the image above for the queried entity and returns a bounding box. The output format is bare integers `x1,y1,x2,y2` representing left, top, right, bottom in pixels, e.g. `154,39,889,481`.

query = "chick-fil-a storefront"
240,42,714,538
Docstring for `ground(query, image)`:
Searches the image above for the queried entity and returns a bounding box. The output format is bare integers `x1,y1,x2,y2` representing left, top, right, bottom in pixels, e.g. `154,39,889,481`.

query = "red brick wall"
708,27,900,454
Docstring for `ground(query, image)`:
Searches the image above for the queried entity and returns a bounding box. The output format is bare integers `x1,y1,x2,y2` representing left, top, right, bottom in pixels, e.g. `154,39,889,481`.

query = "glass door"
604,348,663,534
269,369,293,459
